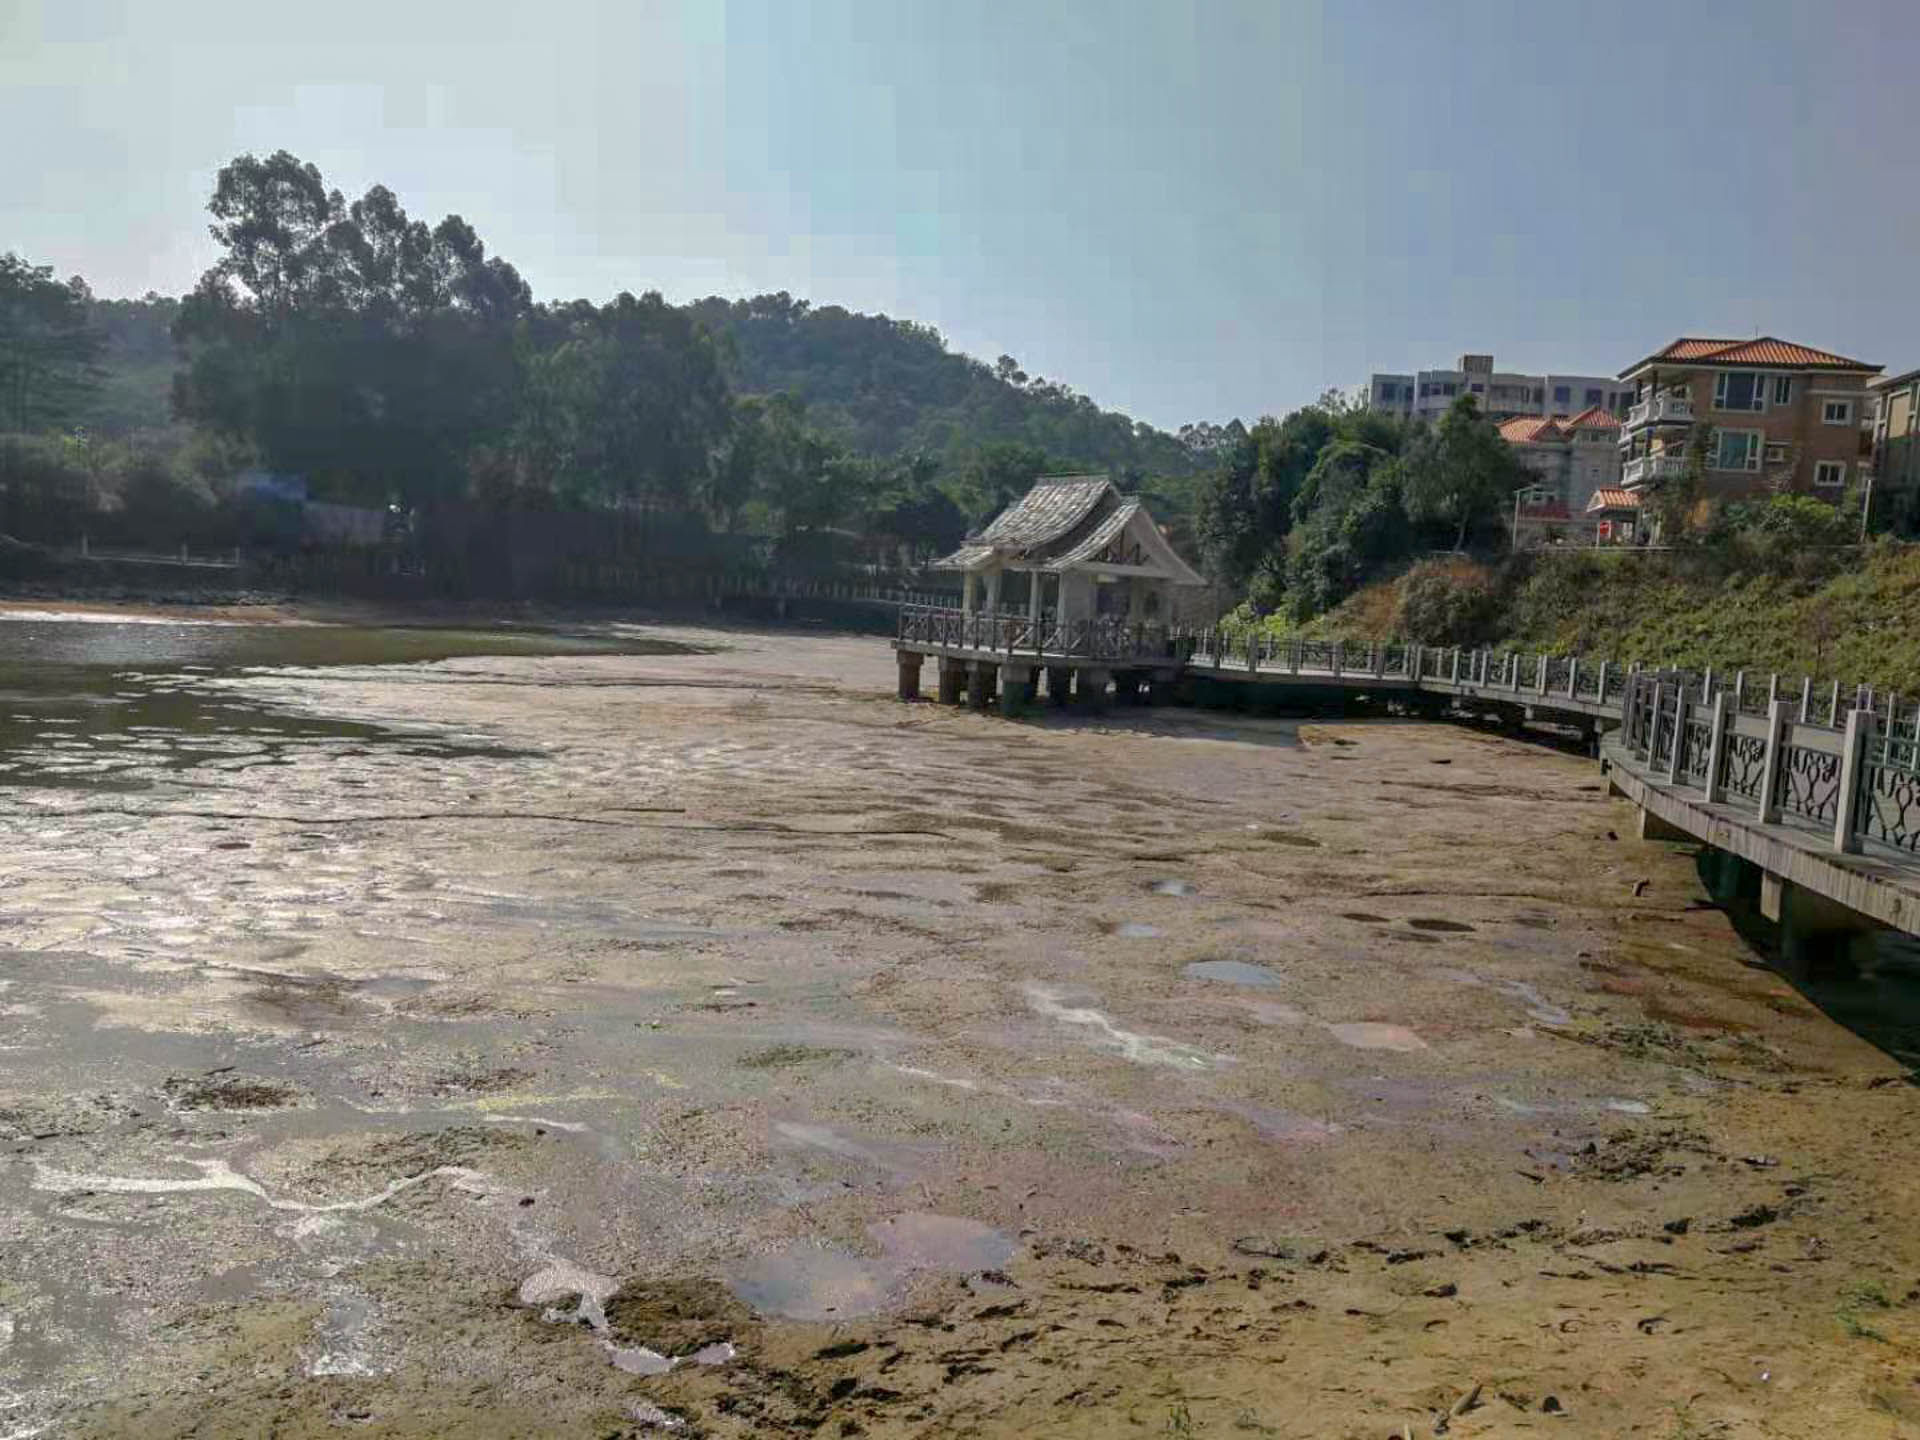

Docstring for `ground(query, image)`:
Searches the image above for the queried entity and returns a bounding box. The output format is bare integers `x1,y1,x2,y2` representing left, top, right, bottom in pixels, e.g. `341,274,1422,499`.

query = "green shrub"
1394,557,1503,645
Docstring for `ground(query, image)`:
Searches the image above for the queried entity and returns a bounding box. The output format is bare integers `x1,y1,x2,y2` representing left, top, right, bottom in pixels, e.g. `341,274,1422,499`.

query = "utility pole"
1861,465,1875,544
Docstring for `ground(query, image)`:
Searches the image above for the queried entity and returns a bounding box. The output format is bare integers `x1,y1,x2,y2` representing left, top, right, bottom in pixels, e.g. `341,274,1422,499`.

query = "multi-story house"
1616,337,1880,502
1500,406,1624,547
1367,352,1634,423
1870,366,1920,522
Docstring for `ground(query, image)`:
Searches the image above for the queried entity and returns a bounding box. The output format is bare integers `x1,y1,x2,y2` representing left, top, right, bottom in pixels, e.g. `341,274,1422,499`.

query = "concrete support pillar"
1637,806,1692,842
938,659,966,705
896,651,924,701
1077,667,1112,712
1702,847,1760,905
1761,872,1880,978
1000,664,1032,718
1046,666,1073,707
966,661,994,711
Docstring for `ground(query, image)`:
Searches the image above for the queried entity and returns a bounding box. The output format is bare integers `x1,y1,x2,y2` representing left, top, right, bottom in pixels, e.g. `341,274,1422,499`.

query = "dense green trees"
1193,391,1530,622
0,254,103,434
0,152,1216,576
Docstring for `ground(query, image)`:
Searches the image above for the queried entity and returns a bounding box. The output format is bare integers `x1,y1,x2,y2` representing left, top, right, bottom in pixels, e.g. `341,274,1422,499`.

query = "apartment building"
1499,406,1624,547
1616,338,1880,501
1367,352,1634,422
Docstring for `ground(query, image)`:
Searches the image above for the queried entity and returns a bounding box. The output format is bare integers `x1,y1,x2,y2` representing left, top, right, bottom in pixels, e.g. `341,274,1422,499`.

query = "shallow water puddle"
724,1244,894,1320
1024,983,1212,1070
1150,879,1194,897
1325,1022,1427,1052
1185,959,1283,988
725,1213,1015,1321
1115,922,1161,939
870,1212,1015,1271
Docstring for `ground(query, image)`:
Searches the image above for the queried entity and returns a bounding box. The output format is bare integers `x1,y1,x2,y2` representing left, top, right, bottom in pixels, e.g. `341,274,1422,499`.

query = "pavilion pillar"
1000,664,1033,717
1028,570,1043,627
938,658,966,705
895,651,924,701
1077,667,1111,712
966,661,994,711
961,571,977,616
984,566,1002,617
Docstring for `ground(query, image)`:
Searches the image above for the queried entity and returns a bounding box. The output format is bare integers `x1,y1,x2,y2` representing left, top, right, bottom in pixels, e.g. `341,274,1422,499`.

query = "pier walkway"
894,604,1920,958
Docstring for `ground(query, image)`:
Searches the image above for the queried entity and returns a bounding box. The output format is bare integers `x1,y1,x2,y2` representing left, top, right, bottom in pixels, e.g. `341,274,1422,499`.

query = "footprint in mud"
1341,912,1390,924
1407,918,1475,934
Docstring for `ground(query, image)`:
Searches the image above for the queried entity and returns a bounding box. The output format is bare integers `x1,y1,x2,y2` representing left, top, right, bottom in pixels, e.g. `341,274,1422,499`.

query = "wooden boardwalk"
894,606,1920,951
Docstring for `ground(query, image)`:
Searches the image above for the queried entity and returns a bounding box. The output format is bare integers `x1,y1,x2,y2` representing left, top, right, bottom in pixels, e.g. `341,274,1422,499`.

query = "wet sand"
3,623,1919,1437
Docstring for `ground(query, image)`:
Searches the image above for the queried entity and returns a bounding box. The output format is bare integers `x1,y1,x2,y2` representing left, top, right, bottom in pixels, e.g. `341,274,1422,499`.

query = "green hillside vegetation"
1283,537,1920,693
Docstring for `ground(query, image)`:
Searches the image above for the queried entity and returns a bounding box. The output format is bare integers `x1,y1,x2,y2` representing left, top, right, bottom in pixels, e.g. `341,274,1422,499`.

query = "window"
1714,371,1765,411
1814,460,1847,487
1584,388,1603,406
1532,387,1545,403
1553,385,1571,405
1764,442,1789,463
1470,383,1485,394
1823,398,1854,425
1442,382,1457,396
1714,430,1762,471
1772,375,1792,405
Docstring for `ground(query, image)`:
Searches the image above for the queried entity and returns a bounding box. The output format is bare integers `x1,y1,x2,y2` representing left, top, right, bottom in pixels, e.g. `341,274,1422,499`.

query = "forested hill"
683,293,1198,480
77,286,1204,493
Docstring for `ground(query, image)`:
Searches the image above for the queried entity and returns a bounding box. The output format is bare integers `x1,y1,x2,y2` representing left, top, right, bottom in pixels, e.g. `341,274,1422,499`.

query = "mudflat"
2,618,1917,1437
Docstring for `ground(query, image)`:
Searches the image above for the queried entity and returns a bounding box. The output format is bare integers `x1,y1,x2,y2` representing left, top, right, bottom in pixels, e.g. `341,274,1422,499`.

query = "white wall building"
1367,353,1634,423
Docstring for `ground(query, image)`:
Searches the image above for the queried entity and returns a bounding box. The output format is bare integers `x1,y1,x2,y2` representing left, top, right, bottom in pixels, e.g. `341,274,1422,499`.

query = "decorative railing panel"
1775,741,1843,829
1862,733,1920,853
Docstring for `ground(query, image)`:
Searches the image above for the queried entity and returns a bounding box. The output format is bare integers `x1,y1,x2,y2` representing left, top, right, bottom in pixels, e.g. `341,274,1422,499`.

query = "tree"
0,253,103,433
173,151,532,506
1398,394,1527,550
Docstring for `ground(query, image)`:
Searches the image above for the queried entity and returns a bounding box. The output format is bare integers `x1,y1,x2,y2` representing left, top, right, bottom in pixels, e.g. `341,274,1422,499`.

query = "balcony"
1622,453,1687,488
1624,392,1695,430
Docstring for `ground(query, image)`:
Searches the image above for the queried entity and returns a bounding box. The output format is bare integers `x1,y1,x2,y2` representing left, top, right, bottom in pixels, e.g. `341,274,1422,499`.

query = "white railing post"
1799,676,1812,724
1538,656,1550,697
1668,690,1691,783
1834,708,1872,854
1332,642,1342,677
1732,670,1744,712
1450,648,1461,685
1509,652,1520,693
1566,656,1579,700
1597,659,1610,707
1767,673,1779,708
1757,699,1790,824
1703,691,1730,803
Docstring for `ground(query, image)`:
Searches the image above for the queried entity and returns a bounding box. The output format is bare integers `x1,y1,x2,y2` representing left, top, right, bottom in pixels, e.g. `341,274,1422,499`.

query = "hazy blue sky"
4,0,1916,428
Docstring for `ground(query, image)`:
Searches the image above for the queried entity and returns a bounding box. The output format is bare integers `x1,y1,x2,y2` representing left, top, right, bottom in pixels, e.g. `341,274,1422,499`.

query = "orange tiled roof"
1625,336,1879,376
1561,405,1620,430
1586,488,1642,512
1498,416,1562,444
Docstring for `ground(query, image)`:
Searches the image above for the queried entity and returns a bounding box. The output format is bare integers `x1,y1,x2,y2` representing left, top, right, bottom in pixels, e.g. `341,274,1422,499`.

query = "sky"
4,0,1918,430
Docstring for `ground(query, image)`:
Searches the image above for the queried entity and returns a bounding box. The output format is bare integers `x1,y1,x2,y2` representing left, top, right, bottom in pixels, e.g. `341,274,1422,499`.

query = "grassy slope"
1286,542,1920,694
